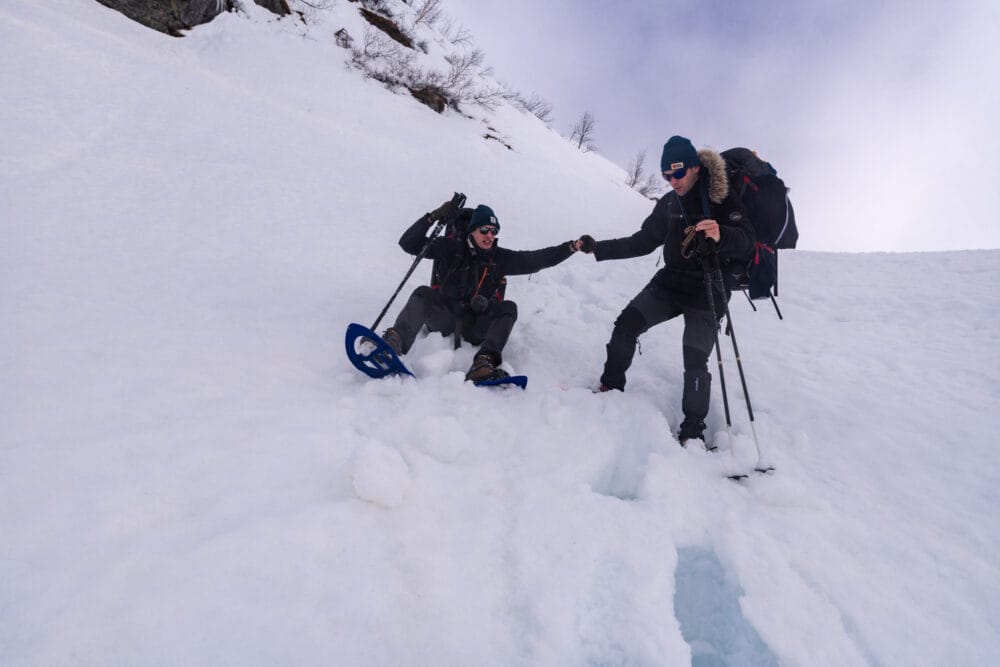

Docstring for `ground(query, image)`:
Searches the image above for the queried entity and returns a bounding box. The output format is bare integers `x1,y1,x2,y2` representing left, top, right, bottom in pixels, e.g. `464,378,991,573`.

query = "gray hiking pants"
600,280,719,422
392,285,517,363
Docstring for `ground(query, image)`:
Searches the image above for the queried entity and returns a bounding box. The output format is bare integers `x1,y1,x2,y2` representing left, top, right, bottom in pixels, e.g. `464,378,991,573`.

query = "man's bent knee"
496,300,518,320
412,285,436,299
612,306,646,339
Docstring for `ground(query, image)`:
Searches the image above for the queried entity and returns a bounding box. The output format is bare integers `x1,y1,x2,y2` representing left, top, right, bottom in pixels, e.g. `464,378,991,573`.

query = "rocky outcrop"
94,0,290,37
357,7,412,49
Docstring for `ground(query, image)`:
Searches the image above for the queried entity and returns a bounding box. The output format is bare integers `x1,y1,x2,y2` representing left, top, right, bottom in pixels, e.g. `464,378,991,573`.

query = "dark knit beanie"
660,135,700,172
468,204,500,233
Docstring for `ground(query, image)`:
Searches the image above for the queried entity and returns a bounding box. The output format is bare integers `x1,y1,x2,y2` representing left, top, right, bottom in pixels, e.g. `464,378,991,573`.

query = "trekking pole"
452,303,464,350
770,252,784,319
698,241,735,457
370,192,466,331
678,193,736,456
709,251,772,473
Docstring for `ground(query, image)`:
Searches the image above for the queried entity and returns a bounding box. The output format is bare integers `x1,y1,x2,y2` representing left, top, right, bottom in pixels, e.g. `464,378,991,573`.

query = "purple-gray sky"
445,0,1000,252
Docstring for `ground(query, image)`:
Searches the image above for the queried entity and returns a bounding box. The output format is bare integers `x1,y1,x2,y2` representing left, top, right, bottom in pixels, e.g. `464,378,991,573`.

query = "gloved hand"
469,294,489,314
576,235,596,253
428,199,457,222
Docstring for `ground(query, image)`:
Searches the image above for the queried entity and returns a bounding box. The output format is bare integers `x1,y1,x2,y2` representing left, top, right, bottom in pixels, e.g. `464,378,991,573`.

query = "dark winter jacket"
399,215,574,306
593,148,755,310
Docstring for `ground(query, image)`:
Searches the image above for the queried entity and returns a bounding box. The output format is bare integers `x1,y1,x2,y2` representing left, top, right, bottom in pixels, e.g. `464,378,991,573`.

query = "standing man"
383,201,580,382
575,136,754,446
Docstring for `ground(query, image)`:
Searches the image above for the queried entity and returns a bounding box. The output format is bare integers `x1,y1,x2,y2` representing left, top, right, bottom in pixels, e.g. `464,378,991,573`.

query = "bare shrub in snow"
638,172,665,198
411,0,445,28
350,29,415,88
357,0,392,14
625,149,647,188
508,90,553,125
334,28,353,49
440,17,473,47
344,10,505,113
625,149,665,197
298,0,334,9
569,111,597,152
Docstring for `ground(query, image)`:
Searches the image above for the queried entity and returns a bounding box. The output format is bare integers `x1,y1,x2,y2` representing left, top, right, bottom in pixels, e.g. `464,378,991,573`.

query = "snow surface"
2,1,999,665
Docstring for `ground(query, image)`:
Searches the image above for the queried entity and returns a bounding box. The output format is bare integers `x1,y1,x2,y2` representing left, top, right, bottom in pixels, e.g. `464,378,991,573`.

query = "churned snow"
2,2,998,665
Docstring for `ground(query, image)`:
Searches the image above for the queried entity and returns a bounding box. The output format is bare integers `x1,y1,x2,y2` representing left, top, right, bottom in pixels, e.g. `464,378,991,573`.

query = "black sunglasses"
477,226,498,236
662,167,688,181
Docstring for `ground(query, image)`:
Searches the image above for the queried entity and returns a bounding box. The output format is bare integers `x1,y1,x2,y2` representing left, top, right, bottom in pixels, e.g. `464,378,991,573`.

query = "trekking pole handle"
699,234,717,256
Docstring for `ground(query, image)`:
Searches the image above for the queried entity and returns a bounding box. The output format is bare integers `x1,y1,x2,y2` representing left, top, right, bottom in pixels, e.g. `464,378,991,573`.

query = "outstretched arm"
495,241,577,276
574,227,661,260
575,197,670,260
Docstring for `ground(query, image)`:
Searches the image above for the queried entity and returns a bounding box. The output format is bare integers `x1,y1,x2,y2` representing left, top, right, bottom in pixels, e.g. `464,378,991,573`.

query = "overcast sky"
445,0,1000,252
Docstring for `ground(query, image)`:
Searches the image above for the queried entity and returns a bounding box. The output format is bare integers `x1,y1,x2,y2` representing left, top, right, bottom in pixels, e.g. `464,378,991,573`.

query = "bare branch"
412,0,444,27
569,111,597,152
441,16,474,46
638,172,665,198
625,149,647,188
507,90,553,124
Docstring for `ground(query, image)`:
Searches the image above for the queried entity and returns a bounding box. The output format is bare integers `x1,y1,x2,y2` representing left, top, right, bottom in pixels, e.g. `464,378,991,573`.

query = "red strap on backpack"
754,242,774,265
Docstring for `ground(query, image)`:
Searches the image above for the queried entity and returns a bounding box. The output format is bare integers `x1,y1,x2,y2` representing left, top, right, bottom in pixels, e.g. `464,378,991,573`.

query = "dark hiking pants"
600,280,718,422
391,285,518,363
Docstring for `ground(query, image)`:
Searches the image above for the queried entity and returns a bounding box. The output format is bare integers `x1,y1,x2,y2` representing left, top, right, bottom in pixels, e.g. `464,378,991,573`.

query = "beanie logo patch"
670,162,685,170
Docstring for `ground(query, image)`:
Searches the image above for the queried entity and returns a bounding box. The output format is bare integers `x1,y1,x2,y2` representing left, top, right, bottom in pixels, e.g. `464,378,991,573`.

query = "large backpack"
721,148,798,310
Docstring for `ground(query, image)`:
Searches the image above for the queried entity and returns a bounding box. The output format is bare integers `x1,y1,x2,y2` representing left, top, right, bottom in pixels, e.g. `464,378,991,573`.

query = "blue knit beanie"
660,135,700,172
468,204,500,233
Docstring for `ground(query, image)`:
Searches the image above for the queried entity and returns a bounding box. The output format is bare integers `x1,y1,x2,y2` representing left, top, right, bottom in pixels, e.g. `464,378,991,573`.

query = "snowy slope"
2,2,999,665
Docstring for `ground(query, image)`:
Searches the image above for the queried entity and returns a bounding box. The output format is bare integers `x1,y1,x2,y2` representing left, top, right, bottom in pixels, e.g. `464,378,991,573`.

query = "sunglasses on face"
477,226,498,236
662,167,688,182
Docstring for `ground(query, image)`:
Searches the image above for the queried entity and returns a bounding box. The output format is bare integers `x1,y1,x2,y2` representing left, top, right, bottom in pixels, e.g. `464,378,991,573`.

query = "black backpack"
430,207,473,288
721,148,798,311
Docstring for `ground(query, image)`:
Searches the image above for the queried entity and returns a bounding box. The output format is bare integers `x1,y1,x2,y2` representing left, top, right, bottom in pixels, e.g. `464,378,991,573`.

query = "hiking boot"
592,384,616,393
677,418,706,447
465,353,499,382
480,367,510,382
361,328,402,367
381,328,403,356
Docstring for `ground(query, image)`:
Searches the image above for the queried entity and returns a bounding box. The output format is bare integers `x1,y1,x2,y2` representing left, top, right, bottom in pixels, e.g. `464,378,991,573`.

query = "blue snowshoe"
345,323,413,379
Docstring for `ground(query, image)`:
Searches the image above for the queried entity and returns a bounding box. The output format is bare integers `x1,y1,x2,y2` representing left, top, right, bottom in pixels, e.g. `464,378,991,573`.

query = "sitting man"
383,201,579,381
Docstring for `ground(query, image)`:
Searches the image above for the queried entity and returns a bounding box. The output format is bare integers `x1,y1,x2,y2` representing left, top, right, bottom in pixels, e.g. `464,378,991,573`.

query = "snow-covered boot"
677,418,707,447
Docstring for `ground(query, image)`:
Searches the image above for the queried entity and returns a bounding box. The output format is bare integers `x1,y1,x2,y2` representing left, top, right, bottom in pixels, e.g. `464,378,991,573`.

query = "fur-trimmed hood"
697,148,730,204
